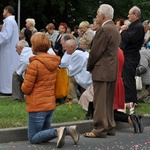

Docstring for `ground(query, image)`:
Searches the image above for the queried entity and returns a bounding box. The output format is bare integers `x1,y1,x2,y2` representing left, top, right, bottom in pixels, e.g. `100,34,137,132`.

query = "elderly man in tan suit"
84,4,121,138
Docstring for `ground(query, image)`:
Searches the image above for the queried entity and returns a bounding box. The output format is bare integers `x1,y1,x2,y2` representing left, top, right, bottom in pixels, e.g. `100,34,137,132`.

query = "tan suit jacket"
87,21,121,82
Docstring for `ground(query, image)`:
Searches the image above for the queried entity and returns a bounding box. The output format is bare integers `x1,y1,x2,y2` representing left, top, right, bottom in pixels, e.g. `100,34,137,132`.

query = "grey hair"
17,40,29,47
61,33,73,41
131,6,141,18
66,39,77,48
142,20,149,26
98,4,114,19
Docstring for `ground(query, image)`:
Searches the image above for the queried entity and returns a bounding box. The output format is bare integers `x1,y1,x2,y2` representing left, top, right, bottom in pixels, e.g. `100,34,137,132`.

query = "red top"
114,48,125,109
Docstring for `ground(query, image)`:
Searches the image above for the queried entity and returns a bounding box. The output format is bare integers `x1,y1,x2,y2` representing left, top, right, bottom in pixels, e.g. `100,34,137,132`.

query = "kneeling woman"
21,33,79,148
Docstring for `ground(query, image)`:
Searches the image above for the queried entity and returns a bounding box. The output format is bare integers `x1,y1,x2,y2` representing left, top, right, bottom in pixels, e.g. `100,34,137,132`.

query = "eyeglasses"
128,13,135,16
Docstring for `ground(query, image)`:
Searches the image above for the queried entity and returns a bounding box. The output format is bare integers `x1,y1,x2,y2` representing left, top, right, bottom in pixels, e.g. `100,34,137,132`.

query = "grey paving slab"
0,127,150,150
0,115,150,144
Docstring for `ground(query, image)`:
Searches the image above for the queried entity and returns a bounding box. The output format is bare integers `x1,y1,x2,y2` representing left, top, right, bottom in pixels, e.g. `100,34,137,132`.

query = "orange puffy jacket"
21,53,60,112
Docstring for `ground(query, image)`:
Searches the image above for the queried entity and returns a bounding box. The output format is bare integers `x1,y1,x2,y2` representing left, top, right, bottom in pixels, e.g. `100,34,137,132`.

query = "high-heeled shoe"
135,115,144,133
130,114,138,133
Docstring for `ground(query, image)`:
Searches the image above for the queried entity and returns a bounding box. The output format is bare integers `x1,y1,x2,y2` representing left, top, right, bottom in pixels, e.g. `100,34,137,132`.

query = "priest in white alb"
0,6,19,95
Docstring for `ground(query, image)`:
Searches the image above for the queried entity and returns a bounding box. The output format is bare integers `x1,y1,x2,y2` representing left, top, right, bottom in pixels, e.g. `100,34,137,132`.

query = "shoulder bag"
55,68,70,99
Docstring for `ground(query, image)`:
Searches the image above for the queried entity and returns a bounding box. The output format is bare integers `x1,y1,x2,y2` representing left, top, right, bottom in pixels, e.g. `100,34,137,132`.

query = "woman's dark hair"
115,18,125,26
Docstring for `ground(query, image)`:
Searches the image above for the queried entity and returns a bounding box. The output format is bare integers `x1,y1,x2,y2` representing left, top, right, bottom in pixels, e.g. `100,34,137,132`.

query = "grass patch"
0,98,27,128
0,97,86,128
134,103,150,114
53,103,86,123
0,97,149,128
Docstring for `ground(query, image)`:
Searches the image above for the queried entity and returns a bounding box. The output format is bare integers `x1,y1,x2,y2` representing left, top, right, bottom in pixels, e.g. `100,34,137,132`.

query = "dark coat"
24,28,32,47
54,34,63,57
120,19,145,57
87,21,121,82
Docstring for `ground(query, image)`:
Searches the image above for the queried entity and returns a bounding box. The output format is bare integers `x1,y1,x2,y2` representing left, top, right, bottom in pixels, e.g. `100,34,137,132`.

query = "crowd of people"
0,3,149,148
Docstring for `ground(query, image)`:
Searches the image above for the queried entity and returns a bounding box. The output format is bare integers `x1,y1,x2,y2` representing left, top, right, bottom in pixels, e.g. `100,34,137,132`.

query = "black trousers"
87,104,129,123
123,56,140,103
114,110,128,123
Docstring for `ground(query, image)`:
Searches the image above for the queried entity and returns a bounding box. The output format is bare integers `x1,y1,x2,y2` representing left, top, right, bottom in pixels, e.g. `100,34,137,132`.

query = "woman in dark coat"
113,48,144,133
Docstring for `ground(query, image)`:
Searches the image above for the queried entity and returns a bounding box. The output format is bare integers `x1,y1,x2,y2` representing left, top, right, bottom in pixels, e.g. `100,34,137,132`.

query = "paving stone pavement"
0,126,150,150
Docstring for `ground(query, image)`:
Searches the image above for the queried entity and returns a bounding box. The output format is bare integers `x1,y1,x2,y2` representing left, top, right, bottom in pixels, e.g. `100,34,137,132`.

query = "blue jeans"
28,110,57,144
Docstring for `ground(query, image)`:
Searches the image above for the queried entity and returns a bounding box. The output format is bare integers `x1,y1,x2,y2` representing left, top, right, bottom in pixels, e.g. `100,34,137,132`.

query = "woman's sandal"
84,132,97,138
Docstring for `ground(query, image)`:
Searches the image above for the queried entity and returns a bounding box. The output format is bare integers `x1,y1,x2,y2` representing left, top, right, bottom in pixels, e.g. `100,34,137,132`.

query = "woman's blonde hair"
46,23,55,30
79,21,89,28
26,18,36,27
31,32,51,53
80,38,91,46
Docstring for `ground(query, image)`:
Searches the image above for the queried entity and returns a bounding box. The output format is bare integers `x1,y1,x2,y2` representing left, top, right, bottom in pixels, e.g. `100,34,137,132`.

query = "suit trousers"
12,72,24,101
67,76,85,100
92,81,116,137
123,57,139,104
67,76,78,99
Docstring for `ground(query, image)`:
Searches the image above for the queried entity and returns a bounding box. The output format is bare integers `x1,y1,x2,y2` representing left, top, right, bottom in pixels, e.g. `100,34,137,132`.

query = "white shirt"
60,49,92,89
17,47,55,78
101,20,112,26
47,47,56,55
16,47,34,77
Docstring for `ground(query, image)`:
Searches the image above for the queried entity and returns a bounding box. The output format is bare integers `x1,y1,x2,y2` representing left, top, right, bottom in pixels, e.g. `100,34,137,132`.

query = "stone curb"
0,115,150,143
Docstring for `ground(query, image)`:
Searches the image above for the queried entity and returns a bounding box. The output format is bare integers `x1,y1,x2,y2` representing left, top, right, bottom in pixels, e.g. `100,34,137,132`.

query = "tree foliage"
0,0,150,31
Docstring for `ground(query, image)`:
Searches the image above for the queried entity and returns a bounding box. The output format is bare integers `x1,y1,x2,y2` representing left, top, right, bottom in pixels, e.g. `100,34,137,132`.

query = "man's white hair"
17,40,29,47
66,39,77,48
98,4,114,19
130,6,141,18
